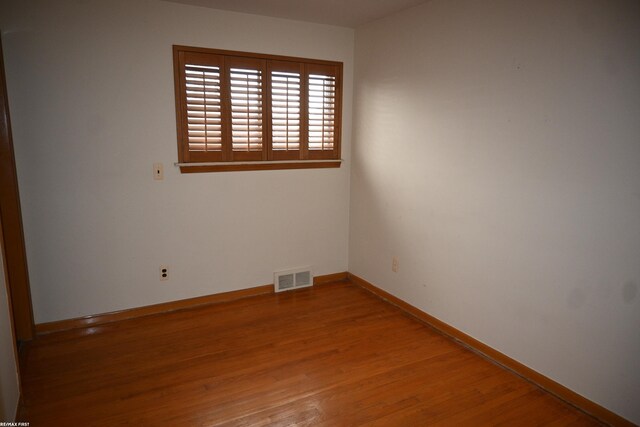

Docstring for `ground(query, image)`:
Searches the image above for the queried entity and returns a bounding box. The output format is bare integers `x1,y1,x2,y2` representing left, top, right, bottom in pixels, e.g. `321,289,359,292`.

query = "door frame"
0,31,35,343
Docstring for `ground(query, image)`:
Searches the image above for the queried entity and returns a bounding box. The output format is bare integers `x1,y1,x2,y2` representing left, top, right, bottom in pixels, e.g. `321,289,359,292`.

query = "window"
173,46,343,172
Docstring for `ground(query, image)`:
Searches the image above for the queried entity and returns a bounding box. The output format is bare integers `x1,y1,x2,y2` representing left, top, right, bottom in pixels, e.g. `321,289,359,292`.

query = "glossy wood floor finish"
19,282,601,426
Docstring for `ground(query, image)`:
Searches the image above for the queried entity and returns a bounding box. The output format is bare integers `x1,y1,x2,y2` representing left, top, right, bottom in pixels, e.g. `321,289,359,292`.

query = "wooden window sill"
177,160,342,173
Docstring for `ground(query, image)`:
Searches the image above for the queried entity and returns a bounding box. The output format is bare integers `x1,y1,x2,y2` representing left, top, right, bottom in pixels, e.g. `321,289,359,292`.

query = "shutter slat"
185,64,222,152
270,70,301,152
230,67,264,152
308,71,337,151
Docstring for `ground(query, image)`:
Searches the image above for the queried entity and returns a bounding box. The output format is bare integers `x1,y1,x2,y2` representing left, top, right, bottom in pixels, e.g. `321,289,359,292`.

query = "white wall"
0,238,20,421
0,0,353,324
350,0,639,423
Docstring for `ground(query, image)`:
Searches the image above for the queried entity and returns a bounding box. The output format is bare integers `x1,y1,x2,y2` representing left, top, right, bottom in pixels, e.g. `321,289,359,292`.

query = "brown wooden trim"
173,45,342,67
36,285,273,335
1,220,23,413
346,272,635,427
179,161,341,173
300,63,309,160
313,271,348,285
173,48,186,163
14,392,21,422
35,273,345,335
0,34,35,342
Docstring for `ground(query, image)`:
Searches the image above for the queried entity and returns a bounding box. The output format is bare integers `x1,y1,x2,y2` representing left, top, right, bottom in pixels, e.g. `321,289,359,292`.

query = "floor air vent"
274,267,313,292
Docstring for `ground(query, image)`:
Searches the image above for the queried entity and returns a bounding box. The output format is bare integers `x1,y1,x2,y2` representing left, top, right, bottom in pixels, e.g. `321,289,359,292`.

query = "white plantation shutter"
230,67,263,152
271,70,301,152
185,64,222,152
308,73,336,152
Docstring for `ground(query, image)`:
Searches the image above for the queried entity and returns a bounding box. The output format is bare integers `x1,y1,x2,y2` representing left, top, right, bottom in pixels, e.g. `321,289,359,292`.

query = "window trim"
173,45,343,173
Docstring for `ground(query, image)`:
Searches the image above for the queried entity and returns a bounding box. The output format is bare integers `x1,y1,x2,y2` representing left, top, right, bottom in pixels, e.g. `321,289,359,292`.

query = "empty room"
0,0,638,425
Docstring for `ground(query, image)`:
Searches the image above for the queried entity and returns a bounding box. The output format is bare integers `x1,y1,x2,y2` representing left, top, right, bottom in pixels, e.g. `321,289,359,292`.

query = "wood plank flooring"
18,281,601,426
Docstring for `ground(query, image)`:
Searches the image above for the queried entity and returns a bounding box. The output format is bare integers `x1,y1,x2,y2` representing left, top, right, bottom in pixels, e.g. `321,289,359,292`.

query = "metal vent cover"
274,267,313,292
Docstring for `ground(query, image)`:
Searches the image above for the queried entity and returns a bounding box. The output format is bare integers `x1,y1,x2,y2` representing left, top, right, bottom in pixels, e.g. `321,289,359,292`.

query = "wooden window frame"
173,46,343,173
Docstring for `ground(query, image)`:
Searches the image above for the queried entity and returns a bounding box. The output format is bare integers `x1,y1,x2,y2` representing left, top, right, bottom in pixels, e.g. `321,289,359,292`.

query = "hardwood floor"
18,281,601,426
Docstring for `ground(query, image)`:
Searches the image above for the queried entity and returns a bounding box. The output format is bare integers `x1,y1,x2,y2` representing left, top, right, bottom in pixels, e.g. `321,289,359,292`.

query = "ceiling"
162,0,429,28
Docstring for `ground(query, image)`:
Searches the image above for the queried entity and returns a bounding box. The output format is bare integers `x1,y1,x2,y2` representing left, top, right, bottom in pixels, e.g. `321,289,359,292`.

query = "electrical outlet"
392,257,399,273
160,265,169,281
153,163,164,180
